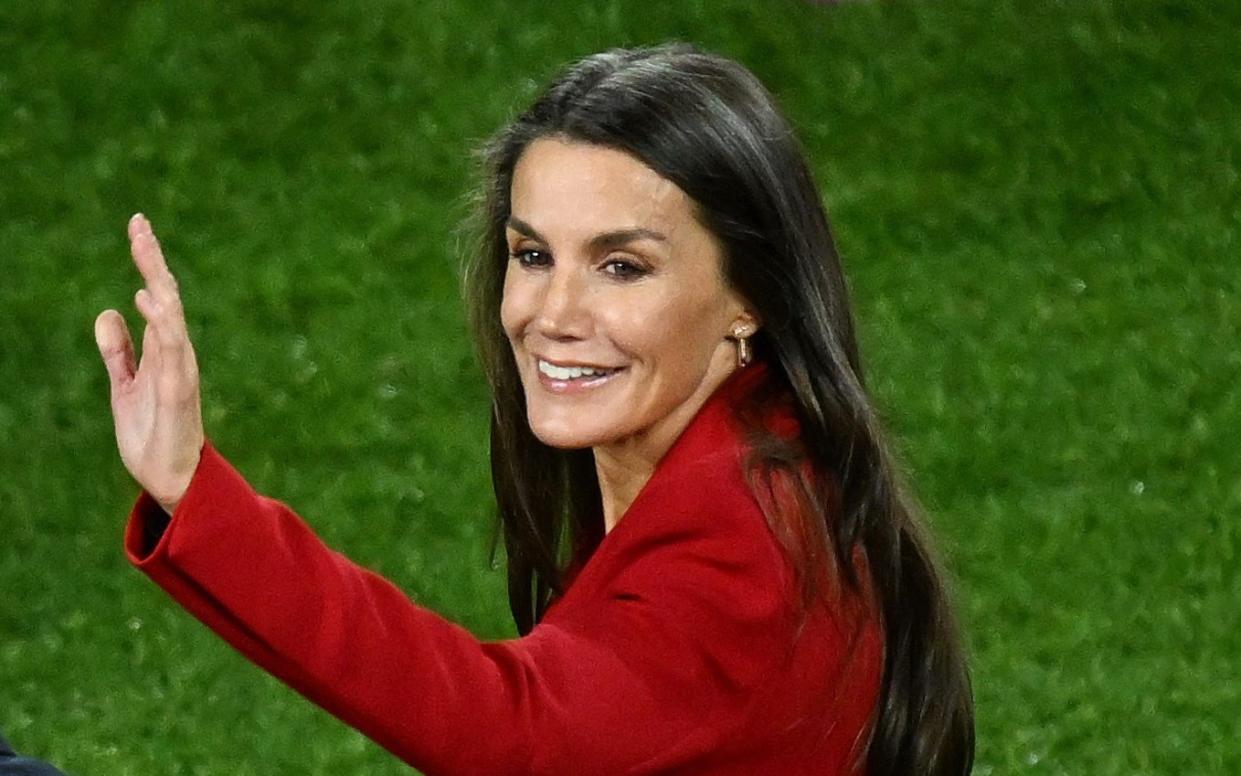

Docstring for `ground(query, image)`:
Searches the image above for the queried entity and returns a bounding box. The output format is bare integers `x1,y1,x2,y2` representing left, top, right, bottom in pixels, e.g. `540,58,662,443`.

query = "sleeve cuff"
123,439,236,566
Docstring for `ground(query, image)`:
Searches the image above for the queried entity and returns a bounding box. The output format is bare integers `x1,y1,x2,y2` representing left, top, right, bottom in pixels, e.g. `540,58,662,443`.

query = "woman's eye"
510,249,550,268
602,258,647,279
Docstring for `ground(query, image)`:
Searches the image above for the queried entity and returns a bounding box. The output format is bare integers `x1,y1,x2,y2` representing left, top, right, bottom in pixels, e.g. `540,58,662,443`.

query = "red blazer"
124,363,882,775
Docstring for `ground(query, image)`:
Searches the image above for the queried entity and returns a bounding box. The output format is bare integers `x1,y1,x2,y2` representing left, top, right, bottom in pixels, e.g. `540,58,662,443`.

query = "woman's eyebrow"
506,216,668,250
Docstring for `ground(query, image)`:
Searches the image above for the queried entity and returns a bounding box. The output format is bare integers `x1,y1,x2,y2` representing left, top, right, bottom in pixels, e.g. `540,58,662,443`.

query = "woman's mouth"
535,358,624,393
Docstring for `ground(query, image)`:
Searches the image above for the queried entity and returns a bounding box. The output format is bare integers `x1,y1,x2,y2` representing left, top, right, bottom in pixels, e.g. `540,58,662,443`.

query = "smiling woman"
500,138,758,531
96,42,972,775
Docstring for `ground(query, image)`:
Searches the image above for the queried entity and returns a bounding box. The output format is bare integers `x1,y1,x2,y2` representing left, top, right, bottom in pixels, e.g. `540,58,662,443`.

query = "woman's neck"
592,447,656,535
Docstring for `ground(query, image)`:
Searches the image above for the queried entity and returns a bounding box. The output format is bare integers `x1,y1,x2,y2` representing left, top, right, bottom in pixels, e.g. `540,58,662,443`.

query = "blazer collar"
561,359,782,587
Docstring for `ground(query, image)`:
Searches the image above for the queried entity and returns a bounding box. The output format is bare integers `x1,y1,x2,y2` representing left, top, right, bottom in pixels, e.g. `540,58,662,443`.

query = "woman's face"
501,136,755,453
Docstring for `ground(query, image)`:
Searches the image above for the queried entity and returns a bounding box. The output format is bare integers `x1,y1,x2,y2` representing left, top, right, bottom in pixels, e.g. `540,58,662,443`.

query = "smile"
535,358,625,392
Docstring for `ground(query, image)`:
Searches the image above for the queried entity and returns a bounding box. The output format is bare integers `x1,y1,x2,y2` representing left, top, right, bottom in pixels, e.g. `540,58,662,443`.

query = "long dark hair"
459,42,974,775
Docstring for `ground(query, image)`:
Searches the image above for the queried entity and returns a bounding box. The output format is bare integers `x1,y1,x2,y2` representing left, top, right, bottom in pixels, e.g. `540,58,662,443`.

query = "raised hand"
95,214,205,515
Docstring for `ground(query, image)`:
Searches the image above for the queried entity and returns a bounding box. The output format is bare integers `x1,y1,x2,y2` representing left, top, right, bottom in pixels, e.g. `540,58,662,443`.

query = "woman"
95,43,973,774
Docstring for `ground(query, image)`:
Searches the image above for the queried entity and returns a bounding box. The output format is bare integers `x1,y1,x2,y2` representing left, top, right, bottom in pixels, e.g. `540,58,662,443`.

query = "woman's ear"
728,309,760,339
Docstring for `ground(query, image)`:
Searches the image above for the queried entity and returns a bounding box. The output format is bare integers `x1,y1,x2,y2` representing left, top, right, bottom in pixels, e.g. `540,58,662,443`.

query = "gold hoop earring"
733,329,753,368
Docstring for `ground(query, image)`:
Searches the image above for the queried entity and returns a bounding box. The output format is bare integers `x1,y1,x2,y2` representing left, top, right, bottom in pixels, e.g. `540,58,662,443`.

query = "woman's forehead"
509,138,692,240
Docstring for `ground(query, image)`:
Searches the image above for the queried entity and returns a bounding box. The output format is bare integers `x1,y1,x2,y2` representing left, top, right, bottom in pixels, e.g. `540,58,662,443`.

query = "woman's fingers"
134,288,167,373
94,309,137,389
126,212,145,242
128,214,183,313
129,215,191,357
133,263,197,406
128,214,168,292
124,214,198,403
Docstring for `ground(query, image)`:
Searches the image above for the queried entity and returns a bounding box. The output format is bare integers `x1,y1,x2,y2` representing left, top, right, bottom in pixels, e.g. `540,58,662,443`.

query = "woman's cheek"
598,300,657,358
499,280,528,342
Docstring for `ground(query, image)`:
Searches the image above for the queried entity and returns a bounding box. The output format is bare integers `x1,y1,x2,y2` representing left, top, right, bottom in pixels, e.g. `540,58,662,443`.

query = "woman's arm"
127,440,540,772
125,440,802,776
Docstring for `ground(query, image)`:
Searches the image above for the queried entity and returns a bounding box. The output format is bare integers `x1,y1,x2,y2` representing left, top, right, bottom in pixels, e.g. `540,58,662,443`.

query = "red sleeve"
124,440,799,775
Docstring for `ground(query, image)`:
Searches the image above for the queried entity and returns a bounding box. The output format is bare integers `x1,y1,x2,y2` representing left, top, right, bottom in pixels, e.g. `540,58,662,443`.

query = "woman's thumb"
95,309,136,388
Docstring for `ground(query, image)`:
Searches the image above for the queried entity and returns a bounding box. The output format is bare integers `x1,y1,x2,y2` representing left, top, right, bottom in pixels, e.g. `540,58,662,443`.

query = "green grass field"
2,0,1237,773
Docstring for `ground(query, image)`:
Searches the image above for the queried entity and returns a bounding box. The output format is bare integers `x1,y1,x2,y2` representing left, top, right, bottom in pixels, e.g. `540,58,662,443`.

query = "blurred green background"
2,0,1237,773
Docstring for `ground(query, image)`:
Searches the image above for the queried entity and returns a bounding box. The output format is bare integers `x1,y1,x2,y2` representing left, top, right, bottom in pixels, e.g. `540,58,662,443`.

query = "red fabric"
124,363,882,775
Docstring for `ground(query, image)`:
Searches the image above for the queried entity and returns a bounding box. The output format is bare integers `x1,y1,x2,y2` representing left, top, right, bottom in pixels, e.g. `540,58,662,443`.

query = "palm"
113,355,158,466
95,215,205,513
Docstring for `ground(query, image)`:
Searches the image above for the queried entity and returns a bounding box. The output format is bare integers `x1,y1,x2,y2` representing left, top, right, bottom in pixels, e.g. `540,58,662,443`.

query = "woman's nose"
535,265,590,340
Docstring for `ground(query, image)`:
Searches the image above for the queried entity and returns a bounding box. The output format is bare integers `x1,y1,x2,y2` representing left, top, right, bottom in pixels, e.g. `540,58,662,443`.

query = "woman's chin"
528,425,600,450
525,414,616,450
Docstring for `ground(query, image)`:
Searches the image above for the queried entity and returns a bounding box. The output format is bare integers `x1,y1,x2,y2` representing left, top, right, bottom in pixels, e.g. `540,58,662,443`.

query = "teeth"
538,360,615,381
